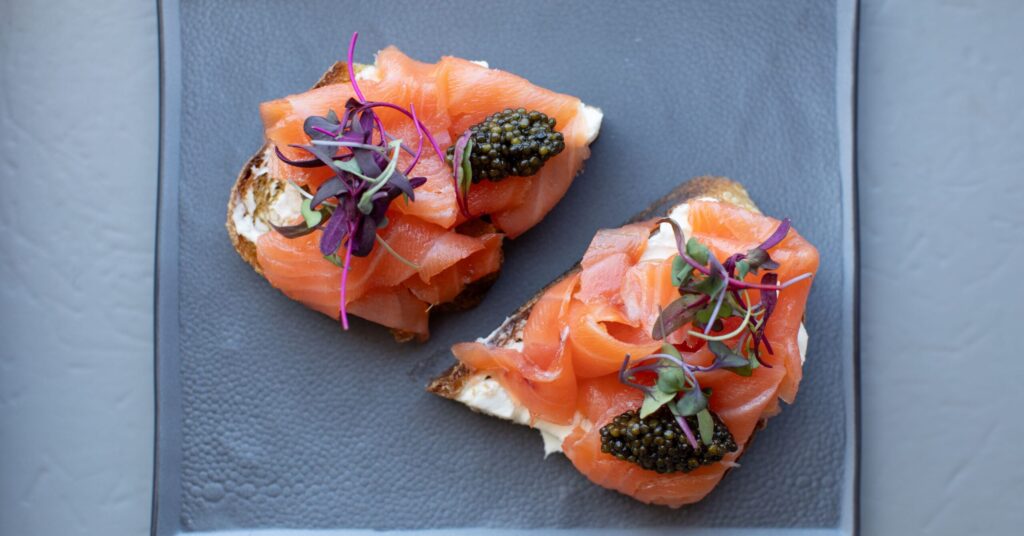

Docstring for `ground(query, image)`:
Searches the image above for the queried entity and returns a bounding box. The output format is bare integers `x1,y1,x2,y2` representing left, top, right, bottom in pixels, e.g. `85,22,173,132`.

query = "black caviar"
599,406,738,474
446,108,565,182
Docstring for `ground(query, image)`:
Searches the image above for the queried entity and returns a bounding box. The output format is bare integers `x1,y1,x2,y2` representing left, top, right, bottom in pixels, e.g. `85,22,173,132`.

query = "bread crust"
225,61,498,341
427,176,757,396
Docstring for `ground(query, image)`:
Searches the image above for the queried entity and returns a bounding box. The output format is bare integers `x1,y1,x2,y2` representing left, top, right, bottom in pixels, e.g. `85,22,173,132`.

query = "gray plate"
154,0,859,534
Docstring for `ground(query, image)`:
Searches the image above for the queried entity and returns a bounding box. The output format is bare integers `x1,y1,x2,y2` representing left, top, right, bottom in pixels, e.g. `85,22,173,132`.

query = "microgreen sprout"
616,214,813,452
269,32,443,330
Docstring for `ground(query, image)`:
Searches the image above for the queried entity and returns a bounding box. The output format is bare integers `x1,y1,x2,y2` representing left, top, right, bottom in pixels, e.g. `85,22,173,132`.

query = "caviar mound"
599,407,738,474
446,108,565,182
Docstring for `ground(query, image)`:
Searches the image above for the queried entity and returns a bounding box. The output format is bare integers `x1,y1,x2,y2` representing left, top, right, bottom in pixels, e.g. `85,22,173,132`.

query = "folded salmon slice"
251,47,600,338
448,198,819,507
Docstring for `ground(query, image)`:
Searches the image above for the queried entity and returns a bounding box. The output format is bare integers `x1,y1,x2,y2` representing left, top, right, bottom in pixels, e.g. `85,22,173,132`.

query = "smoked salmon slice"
443,191,819,507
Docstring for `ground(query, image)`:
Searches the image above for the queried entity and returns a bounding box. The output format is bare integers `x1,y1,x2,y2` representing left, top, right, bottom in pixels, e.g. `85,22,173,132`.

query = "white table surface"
2,1,1022,534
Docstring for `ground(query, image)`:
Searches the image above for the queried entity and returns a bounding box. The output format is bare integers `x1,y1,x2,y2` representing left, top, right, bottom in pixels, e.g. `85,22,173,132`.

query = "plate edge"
152,0,184,535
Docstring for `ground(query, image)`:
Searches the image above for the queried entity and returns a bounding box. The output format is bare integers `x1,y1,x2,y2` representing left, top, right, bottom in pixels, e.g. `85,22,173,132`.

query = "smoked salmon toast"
227,34,602,341
429,177,819,507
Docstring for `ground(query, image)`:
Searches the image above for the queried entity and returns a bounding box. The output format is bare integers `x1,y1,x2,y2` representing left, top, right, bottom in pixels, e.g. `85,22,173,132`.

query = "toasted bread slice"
428,176,808,455
227,57,603,341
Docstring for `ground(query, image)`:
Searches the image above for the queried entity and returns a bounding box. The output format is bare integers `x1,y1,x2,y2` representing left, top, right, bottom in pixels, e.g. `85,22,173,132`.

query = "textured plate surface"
155,0,857,533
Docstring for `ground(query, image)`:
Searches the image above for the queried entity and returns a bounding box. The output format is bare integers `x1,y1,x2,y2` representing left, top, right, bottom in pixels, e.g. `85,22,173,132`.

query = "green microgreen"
619,213,815,450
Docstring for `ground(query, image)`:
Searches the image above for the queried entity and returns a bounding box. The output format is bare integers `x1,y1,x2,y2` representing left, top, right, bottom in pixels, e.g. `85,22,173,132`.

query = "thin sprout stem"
405,103,425,175
358,102,445,162
357,142,403,211
675,413,699,450
670,225,813,291
704,283,728,336
375,234,420,269
339,229,354,330
347,32,365,102
635,352,690,371
625,364,667,377
285,179,313,199
311,140,389,153
688,290,755,342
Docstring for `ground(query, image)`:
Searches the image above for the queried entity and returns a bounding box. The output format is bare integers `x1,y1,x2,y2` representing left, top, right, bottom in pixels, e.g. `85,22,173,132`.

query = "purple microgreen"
304,111,343,141
319,210,349,256
269,32,449,332
660,219,813,292
271,220,321,239
357,141,403,214
751,273,779,362
744,247,779,272
274,146,327,168
652,294,710,340
696,409,715,446
310,176,348,210
757,218,791,251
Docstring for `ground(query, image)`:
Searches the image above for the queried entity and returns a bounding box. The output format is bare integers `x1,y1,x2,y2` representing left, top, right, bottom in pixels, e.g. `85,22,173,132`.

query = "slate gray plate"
154,0,858,534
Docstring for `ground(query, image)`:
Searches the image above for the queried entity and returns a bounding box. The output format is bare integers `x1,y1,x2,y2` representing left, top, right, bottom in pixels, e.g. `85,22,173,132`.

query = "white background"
2,0,1022,534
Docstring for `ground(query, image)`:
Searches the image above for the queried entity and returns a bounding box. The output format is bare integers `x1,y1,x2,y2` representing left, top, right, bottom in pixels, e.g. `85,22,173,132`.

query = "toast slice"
428,176,808,455
227,57,602,341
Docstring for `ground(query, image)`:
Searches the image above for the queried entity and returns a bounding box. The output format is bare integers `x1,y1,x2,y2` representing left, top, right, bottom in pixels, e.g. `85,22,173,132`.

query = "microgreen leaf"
736,259,751,280
318,212,349,256
697,409,715,446
692,271,727,298
460,138,474,198
301,198,322,228
640,389,676,419
652,294,708,340
661,343,683,360
757,217,791,251
670,255,693,287
323,253,343,267
696,301,733,325
686,238,711,265
708,340,752,370
676,387,708,417
656,367,687,394
743,247,779,274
